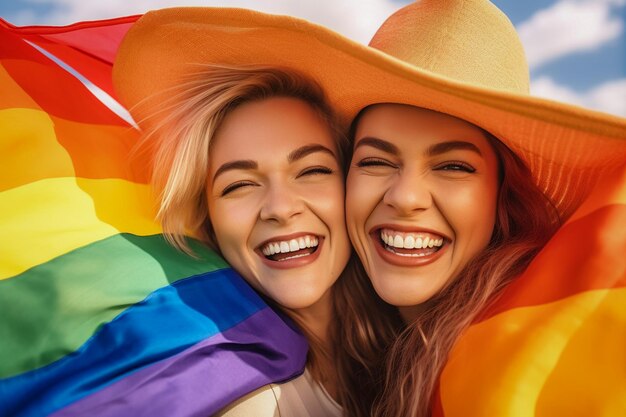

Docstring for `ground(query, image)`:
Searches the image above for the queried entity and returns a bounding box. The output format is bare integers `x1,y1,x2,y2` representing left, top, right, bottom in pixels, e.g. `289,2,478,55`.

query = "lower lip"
371,232,448,267
257,238,324,270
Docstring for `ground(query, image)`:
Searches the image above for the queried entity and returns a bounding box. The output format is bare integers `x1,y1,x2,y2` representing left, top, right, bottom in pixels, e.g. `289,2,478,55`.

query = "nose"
383,170,433,215
259,181,305,223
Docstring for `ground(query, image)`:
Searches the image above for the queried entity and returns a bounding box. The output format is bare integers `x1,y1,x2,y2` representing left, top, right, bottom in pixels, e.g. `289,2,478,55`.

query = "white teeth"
261,235,319,257
380,229,445,250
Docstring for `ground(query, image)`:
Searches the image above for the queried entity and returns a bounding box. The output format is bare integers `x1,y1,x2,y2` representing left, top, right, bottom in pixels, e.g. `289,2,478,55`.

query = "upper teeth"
380,229,444,249
261,235,319,256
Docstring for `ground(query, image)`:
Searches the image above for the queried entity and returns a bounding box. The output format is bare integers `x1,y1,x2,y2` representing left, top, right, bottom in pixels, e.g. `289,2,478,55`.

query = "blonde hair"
142,64,347,254
141,64,395,414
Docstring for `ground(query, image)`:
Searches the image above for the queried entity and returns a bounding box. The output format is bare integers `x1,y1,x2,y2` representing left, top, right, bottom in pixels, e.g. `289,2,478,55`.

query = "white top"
217,369,342,417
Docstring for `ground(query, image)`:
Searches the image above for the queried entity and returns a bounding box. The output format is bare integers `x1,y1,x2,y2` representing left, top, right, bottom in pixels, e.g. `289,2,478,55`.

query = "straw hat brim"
113,7,626,220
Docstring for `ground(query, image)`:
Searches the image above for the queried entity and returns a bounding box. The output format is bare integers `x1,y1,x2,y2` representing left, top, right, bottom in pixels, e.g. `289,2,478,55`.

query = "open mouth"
379,228,445,257
259,234,320,262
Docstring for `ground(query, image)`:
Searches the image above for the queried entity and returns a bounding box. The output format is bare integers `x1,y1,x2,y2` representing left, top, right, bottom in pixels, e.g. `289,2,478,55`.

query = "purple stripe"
51,308,307,417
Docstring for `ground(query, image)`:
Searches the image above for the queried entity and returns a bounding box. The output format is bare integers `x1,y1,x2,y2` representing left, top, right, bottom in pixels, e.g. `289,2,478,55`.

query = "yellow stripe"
0,177,161,279
440,288,626,417
0,108,75,192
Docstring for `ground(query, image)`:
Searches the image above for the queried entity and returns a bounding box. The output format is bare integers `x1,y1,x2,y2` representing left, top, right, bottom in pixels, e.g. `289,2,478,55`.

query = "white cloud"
531,75,626,117
518,0,625,69
7,0,401,44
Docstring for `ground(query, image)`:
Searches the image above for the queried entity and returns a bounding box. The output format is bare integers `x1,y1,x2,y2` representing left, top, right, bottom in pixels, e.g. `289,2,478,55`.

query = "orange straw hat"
113,0,626,220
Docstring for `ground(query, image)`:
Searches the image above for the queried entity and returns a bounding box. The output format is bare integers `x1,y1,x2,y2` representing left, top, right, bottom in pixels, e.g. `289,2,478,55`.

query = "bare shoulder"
214,385,280,417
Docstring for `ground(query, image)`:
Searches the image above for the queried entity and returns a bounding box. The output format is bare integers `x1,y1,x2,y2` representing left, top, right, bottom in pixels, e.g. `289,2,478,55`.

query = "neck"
287,288,339,401
398,302,429,324
289,288,333,345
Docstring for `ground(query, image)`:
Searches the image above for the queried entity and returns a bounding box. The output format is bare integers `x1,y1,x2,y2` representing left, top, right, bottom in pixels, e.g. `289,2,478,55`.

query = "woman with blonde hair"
114,13,397,415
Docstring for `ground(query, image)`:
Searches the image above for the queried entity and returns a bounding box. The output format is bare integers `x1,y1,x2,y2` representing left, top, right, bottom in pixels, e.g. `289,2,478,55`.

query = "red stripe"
22,36,118,98
0,16,139,34
0,16,138,97
479,204,626,321
0,26,128,125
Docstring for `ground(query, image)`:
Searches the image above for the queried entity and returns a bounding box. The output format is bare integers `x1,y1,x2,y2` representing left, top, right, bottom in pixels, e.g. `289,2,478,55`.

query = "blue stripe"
0,268,269,417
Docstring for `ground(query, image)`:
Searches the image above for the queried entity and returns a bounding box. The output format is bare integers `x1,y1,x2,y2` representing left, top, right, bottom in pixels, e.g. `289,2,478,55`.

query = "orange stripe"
440,288,626,417
0,108,75,192
0,63,40,110
480,203,626,320
0,109,148,192
53,116,149,183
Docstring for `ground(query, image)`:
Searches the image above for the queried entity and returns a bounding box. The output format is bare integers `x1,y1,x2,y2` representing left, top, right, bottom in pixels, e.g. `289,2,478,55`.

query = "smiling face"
346,104,499,319
207,97,351,312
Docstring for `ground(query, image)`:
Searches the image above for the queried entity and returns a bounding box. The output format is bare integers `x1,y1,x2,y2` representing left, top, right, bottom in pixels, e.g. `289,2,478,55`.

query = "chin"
269,286,326,311
274,297,319,311
372,277,441,308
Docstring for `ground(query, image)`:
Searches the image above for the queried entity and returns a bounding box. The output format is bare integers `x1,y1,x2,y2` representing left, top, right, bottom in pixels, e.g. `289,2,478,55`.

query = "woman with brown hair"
347,103,560,416
342,1,624,416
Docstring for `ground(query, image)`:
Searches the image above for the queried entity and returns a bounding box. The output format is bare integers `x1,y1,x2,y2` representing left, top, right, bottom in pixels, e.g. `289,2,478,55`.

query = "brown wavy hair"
370,133,562,417
140,64,396,415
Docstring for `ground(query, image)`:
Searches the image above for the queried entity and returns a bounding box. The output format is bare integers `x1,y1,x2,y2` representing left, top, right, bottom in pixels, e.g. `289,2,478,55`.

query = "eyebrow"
213,160,258,182
355,136,482,157
426,140,483,157
288,144,336,162
212,144,336,182
353,137,400,156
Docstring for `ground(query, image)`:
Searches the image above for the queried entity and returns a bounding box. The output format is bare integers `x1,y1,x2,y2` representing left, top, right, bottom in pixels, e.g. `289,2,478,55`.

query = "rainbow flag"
0,16,307,417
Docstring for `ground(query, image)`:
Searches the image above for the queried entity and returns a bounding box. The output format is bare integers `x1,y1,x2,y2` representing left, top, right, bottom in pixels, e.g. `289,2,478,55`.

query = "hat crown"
369,0,529,93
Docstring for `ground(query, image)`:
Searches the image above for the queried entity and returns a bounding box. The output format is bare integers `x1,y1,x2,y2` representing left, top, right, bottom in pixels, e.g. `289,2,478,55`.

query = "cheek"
303,177,345,220
207,198,254,257
445,179,498,248
346,172,385,232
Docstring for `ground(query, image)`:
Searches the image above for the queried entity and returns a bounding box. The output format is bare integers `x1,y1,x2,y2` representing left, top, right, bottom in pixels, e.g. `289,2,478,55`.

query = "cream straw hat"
113,0,626,220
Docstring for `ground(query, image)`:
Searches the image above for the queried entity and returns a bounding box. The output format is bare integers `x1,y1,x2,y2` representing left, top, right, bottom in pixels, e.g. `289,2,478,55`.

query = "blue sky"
1,0,624,116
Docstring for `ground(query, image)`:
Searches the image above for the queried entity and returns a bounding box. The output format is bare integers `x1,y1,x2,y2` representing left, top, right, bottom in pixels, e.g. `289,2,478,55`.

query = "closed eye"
221,180,256,196
433,161,476,173
355,158,397,168
297,166,334,178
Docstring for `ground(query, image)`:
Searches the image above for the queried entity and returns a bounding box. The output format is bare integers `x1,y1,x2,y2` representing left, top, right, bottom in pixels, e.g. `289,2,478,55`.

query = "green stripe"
0,233,228,378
